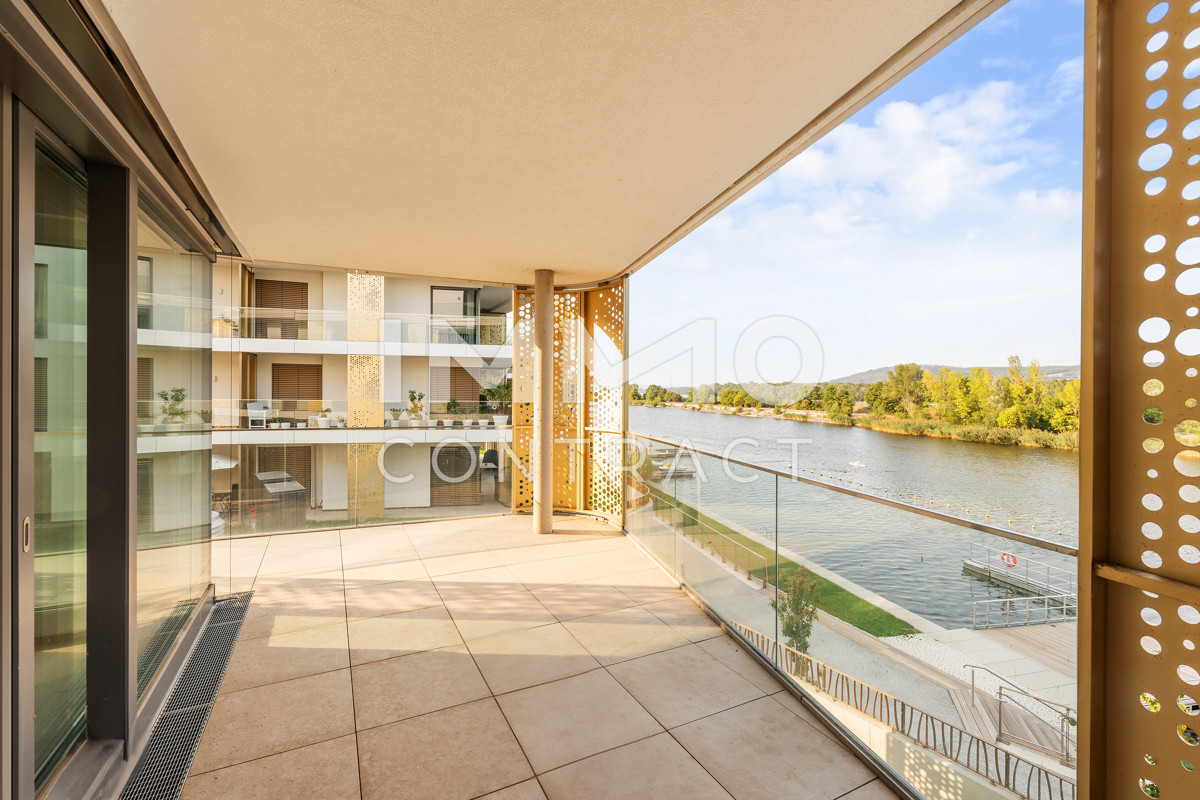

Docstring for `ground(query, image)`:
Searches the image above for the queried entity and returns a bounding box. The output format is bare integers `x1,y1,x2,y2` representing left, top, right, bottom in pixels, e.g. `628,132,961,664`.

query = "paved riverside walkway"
201,515,895,800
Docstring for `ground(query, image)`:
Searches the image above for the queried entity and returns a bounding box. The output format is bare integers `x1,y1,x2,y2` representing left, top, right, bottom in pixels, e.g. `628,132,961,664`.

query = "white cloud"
981,56,1033,70
631,78,1081,384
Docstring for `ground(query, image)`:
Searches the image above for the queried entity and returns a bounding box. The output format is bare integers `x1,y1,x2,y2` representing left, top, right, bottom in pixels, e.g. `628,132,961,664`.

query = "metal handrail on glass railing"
212,307,512,346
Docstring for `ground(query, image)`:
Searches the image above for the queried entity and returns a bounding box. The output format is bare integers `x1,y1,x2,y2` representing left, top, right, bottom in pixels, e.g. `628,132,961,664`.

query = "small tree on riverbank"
771,567,820,653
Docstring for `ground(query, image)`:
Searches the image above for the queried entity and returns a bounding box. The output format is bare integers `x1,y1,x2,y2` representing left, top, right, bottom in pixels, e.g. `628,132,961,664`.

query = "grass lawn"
648,488,917,638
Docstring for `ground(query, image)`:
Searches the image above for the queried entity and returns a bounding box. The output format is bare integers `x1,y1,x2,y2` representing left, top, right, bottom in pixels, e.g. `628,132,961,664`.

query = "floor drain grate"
118,592,252,800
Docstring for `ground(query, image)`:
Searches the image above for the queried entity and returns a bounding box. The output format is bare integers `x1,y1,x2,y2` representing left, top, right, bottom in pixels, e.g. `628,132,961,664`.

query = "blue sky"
629,0,1085,387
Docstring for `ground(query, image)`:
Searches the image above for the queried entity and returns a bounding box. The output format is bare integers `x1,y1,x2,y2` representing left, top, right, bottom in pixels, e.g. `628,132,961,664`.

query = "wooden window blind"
137,458,154,533
429,365,482,405
34,263,47,338
255,279,308,310
137,357,154,421
34,357,47,432
271,364,322,400
34,451,51,521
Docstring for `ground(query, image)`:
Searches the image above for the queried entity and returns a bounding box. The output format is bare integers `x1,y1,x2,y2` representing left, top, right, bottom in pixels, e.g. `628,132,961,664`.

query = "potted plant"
198,409,213,426
485,382,511,425
334,414,346,428
158,387,191,424
388,407,403,427
268,413,283,429
316,408,332,428
407,389,426,427
443,397,460,426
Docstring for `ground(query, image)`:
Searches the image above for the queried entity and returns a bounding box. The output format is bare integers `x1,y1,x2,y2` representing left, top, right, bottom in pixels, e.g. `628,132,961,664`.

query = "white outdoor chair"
247,402,267,429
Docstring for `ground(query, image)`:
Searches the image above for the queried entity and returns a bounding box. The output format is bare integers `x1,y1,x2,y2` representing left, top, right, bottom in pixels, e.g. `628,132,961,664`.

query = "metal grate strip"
119,592,252,800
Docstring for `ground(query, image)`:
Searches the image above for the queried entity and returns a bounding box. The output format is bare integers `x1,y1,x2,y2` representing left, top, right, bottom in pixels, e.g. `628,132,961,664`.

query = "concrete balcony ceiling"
96,0,992,285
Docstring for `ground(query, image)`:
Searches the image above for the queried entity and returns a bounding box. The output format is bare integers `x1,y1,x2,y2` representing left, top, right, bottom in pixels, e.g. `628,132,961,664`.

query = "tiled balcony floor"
199,515,896,800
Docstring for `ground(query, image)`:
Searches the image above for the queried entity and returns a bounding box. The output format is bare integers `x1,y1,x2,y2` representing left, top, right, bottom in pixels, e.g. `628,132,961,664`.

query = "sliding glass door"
14,112,90,796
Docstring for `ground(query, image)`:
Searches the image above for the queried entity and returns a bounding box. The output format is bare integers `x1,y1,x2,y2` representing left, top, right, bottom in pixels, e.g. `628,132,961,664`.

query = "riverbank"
646,486,918,638
637,402,1078,450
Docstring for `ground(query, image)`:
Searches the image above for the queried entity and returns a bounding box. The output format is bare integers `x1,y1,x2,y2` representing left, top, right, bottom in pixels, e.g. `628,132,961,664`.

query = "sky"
628,0,1085,388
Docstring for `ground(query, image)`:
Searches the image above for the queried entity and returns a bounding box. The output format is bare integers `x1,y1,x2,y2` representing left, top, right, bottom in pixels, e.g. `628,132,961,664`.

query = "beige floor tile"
267,530,343,549
467,623,600,694
251,570,345,604
672,696,876,799
352,644,490,730
431,565,526,602
422,548,504,576
347,604,464,665
538,732,732,800
338,524,410,547
607,644,764,728
601,568,681,604
838,778,900,799
562,605,690,666
340,556,427,588
446,590,558,641
507,549,651,589
255,546,343,578
191,669,355,774
344,577,442,620
181,734,359,800
643,596,724,642
219,622,350,694
478,779,547,799
357,698,532,800
239,590,347,641
696,635,785,694
339,539,420,567
531,583,638,622
496,669,663,773
769,690,840,743
404,518,472,537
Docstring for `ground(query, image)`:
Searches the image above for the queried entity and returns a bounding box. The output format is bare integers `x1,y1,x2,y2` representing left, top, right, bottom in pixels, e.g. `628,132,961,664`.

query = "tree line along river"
629,406,1079,629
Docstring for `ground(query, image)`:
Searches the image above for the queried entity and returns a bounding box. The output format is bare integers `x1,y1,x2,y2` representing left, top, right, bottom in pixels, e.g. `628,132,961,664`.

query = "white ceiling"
101,0,969,286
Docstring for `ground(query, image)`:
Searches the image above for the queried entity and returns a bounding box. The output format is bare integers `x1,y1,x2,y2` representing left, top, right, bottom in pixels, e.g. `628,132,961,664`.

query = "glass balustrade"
623,432,1079,800
213,307,513,346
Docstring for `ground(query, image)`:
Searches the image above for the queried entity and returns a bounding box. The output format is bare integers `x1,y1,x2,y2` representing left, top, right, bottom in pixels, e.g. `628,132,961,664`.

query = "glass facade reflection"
32,144,89,789
134,197,212,699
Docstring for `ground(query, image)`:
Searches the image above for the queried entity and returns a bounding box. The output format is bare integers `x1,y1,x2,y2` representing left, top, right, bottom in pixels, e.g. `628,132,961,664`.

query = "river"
629,406,1079,629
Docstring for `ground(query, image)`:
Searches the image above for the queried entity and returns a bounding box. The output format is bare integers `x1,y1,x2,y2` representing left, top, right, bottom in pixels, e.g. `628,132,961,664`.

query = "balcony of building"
212,308,513,357
197,514,899,800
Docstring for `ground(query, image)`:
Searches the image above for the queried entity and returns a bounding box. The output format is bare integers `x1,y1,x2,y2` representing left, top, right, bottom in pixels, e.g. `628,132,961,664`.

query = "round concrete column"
532,269,554,534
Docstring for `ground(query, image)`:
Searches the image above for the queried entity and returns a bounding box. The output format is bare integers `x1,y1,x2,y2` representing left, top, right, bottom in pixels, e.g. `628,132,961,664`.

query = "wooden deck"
949,688,1073,761
980,622,1077,677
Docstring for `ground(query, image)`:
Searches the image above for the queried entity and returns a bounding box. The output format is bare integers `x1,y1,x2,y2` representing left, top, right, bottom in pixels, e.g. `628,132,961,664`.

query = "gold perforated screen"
1085,3,1200,797
511,282,626,519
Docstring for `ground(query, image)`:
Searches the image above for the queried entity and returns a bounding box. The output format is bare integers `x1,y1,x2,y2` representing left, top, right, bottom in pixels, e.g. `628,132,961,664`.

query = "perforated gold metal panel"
553,291,583,509
347,272,384,342
511,282,627,517
1084,3,1200,797
348,354,383,429
349,442,384,521
512,290,535,510
584,281,626,521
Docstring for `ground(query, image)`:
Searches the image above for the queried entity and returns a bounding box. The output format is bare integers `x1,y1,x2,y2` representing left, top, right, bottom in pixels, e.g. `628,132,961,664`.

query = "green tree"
717,386,740,406
886,363,926,417
770,567,820,653
1049,379,1082,432
644,384,666,403
628,384,642,402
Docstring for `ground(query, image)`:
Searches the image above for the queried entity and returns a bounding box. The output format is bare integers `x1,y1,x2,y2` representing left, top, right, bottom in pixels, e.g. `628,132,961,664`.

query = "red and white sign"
1000,552,1018,568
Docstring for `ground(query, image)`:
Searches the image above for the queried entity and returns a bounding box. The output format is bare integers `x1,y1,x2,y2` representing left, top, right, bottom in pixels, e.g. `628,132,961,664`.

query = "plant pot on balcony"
268,423,281,429
492,415,509,426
